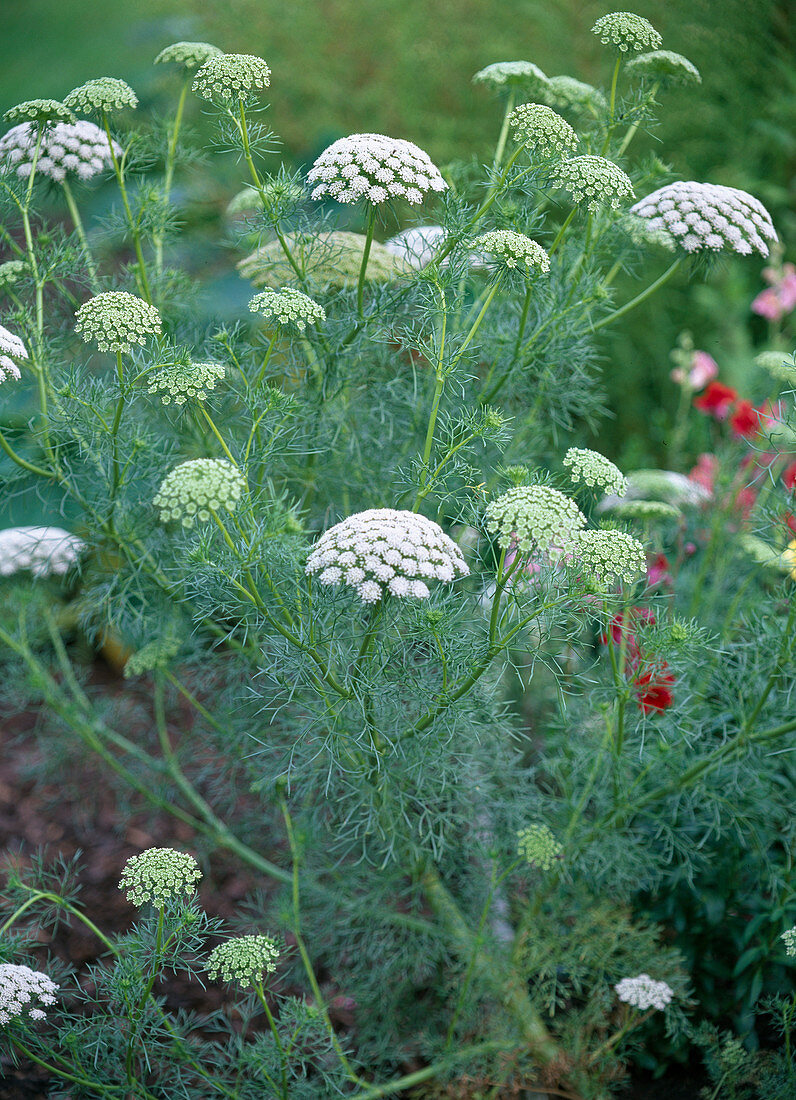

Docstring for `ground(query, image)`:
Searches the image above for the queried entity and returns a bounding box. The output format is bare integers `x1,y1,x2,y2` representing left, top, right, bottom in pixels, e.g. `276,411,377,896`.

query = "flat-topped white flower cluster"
614,973,674,1011
631,181,777,257
0,963,59,1024
307,133,447,206
0,119,121,182
0,526,84,577
306,508,469,603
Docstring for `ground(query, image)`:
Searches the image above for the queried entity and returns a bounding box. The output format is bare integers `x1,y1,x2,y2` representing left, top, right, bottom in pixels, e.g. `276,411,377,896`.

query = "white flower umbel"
75,291,162,354
119,848,202,907
3,100,75,126
248,288,326,331
192,54,271,102
509,103,577,157
543,76,607,114
0,119,121,183
564,448,627,495
0,527,85,578
146,361,226,406
572,529,646,585
207,935,280,988
591,12,662,53
472,230,550,275
0,324,28,361
473,61,551,96
305,508,469,604
0,963,59,1025
307,133,446,206
64,78,138,115
626,50,701,86
555,155,634,212
155,41,223,70
384,226,447,269
630,181,777,257
485,485,586,554
153,458,246,528
615,974,674,1011
0,324,27,383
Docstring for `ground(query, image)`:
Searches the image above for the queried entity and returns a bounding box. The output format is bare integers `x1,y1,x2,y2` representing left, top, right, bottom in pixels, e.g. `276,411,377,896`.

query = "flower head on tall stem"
473,61,551,97
153,458,246,528
564,448,627,495
0,119,121,183
146,361,226,406
631,181,777,257
307,133,446,206
509,102,577,158
554,155,634,212
614,974,673,1010
118,847,202,907
207,935,280,988
472,230,549,275
2,99,75,126
591,12,662,53
75,291,161,354
64,78,138,115
192,54,271,103
155,41,223,70
306,508,469,604
0,964,59,1025
249,287,326,331
485,485,586,554
626,50,701,86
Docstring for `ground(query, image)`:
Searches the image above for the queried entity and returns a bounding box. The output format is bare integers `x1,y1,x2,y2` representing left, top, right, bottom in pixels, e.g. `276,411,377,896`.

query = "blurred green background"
1,0,794,466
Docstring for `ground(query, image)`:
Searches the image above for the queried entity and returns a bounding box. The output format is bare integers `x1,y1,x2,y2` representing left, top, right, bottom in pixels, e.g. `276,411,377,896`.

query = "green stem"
199,403,237,464
256,982,289,1099
413,287,448,510
357,205,376,318
10,1040,126,1097
103,112,152,302
547,206,578,256
281,801,363,1085
616,81,660,158
124,905,166,1085
253,330,278,386
154,75,190,278
61,177,100,291
592,257,683,332
346,1040,516,1099
600,57,622,155
0,426,53,478
491,90,516,176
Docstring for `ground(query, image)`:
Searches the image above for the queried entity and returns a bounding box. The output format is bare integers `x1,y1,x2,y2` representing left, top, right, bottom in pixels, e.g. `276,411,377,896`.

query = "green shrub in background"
0,7,795,1098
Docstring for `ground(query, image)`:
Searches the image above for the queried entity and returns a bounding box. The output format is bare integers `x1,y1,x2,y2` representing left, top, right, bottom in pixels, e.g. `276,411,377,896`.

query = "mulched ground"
0,686,706,1100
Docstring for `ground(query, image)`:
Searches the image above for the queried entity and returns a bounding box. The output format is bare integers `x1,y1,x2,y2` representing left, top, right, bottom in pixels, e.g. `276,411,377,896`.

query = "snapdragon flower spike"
472,230,550,275
573,529,646,585
0,526,85,577
614,974,674,1011
472,61,552,96
626,50,701,86
630,181,777,257
307,133,446,206
305,508,469,604
146,361,226,406
0,964,59,1025
591,12,662,53
0,119,121,183
206,935,280,988
555,155,634,212
153,458,246,528
75,291,162,354
64,78,138,115
119,847,202,907
563,448,627,495
154,41,223,70
192,54,271,102
248,287,326,331
2,99,75,126
509,103,577,157
485,485,587,554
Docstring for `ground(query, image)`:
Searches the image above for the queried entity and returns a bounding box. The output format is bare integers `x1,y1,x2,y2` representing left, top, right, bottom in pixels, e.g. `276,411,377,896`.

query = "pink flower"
780,266,796,312
689,453,719,495
670,350,718,390
752,287,785,321
694,381,738,420
647,552,672,588
729,400,759,438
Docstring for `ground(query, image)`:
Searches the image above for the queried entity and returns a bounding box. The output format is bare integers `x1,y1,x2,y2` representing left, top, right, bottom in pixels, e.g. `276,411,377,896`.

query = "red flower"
694,381,737,420
601,608,655,664
635,663,675,713
647,553,672,588
729,400,759,438
783,462,796,492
